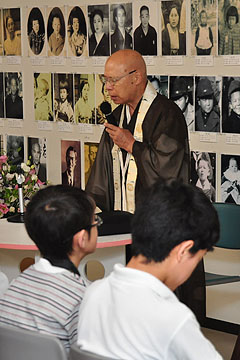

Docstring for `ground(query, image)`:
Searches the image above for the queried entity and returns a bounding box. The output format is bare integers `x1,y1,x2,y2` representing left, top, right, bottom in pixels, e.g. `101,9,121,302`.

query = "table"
0,219,131,283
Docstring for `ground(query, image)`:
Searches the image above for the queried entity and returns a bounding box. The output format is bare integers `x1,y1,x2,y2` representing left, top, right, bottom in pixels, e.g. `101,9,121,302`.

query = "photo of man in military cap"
170,76,194,131
195,76,220,132
222,77,240,134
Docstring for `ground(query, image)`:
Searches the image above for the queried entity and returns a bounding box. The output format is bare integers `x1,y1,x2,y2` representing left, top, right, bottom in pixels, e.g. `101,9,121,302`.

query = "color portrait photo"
34,73,53,121
84,142,99,186
74,74,95,124
3,8,21,56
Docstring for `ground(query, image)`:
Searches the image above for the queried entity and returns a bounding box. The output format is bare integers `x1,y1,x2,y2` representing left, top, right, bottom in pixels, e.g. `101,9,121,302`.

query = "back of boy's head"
131,179,219,262
25,185,95,259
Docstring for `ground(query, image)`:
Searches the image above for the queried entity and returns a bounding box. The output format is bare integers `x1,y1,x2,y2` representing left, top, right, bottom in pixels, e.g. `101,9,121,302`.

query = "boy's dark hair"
140,5,149,15
131,180,219,262
25,185,95,259
226,6,239,24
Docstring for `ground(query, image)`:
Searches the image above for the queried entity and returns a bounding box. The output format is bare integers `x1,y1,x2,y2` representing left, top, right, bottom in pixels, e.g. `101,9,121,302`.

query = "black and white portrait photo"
147,75,168,97
27,7,45,56
61,140,81,188
0,73,4,118
191,0,216,55
218,0,240,55
133,2,158,56
28,137,47,183
5,72,23,119
161,0,186,56
74,74,95,124
47,7,65,56
110,3,133,54
191,151,216,202
88,4,110,57
195,76,220,132
54,73,74,123
170,76,194,131
7,135,24,165
34,73,53,122
221,154,240,204
222,76,240,134
3,8,21,56
67,6,87,57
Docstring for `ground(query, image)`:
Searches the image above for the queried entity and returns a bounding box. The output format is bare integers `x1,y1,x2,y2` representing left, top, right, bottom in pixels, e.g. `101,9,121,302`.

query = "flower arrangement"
0,155,45,219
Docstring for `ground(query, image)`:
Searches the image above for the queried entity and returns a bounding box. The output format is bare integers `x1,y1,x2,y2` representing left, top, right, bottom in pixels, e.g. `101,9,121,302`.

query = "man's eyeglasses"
86,215,103,230
101,70,136,86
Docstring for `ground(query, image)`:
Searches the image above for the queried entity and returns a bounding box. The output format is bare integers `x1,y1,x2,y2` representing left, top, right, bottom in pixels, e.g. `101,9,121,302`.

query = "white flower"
9,206,15,212
6,173,15,181
21,163,30,173
15,173,25,183
31,174,38,181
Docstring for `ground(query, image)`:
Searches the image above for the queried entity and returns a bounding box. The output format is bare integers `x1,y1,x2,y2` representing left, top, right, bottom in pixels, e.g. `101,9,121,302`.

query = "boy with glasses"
0,185,101,353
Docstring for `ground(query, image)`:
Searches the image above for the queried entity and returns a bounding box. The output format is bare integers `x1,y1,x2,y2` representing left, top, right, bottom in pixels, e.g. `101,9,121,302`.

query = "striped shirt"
0,259,87,352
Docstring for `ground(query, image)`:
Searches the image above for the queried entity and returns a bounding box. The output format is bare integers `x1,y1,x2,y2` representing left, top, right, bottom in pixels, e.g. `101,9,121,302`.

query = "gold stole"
112,82,157,213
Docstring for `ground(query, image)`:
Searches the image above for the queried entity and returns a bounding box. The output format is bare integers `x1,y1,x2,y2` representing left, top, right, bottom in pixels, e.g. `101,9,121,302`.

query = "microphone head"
100,101,112,116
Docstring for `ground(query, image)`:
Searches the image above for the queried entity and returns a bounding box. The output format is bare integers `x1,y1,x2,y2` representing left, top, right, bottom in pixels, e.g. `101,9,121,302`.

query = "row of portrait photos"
2,134,240,205
0,1,240,57
1,72,240,134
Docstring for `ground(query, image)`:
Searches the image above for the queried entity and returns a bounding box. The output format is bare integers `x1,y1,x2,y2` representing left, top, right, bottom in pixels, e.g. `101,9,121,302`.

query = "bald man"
86,49,189,213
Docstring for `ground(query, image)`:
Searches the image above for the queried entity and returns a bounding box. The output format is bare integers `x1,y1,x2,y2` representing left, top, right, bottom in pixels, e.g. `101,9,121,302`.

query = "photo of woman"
110,3,133,54
161,1,186,55
74,74,95,124
88,5,110,57
67,6,87,57
3,8,21,56
27,7,45,56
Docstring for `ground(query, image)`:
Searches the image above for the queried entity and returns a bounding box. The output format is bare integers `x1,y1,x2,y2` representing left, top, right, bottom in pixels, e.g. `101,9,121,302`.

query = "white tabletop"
0,219,131,250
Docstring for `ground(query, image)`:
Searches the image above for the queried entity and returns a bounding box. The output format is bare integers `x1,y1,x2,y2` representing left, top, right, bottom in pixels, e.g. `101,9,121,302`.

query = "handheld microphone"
100,102,118,126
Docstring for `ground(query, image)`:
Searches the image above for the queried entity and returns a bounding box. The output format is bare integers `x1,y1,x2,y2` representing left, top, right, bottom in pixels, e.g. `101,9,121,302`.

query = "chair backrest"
213,202,240,249
0,323,67,360
69,344,117,360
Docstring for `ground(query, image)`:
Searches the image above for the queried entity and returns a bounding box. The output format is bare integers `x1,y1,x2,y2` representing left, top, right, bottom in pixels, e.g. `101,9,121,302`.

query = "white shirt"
77,264,222,360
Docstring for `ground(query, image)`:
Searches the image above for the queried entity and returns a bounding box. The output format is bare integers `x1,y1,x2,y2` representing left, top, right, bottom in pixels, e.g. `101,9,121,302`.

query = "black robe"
86,93,190,211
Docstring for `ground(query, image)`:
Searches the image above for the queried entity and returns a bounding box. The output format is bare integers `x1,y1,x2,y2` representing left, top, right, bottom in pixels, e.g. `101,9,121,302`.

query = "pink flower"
29,169,36,175
0,203,9,215
37,179,45,186
0,155,8,170
0,155,8,164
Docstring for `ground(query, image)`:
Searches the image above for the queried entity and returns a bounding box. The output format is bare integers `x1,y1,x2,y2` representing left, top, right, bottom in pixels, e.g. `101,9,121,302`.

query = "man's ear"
176,240,194,263
72,229,88,251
